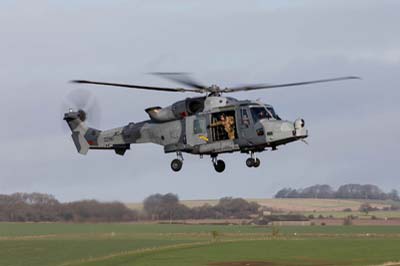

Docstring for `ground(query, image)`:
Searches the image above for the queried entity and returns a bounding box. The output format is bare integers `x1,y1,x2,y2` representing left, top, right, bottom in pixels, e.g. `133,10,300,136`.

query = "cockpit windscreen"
250,106,281,122
250,107,271,122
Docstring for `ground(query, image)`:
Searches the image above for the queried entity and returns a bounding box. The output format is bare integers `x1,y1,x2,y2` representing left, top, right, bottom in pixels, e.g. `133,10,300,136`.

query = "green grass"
3,223,400,237
78,239,400,266
0,238,192,266
1,223,400,266
0,223,269,237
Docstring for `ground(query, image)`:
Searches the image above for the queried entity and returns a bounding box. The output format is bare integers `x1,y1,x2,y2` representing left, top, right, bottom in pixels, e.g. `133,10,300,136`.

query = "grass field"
1,223,400,266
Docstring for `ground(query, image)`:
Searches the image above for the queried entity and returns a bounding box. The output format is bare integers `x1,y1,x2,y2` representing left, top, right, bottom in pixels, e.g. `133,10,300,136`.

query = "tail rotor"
62,89,101,126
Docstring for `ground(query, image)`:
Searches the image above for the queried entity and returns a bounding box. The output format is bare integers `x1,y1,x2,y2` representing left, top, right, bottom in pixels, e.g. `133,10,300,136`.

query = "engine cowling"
145,97,205,122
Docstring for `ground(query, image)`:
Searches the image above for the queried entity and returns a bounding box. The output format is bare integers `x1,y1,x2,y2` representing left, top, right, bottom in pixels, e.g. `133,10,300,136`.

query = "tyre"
171,159,183,172
214,159,225,173
253,158,260,168
246,158,254,168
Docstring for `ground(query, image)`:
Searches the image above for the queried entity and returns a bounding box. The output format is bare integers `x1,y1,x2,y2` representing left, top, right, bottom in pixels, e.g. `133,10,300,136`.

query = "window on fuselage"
193,117,206,134
240,108,250,128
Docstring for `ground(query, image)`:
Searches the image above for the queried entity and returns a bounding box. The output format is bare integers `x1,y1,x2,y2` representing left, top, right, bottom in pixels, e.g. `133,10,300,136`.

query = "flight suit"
210,116,236,140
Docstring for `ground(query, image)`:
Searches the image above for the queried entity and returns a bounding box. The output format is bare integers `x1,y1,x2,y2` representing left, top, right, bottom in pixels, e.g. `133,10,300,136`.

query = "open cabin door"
209,110,238,142
185,115,208,146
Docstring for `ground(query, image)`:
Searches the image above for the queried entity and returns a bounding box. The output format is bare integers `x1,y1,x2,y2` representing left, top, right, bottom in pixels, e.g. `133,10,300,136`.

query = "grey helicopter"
64,73,359,173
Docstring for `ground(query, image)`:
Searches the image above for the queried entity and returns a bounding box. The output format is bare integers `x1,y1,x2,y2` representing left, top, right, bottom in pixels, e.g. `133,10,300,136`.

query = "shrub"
271,226,280,237
343,216,353,226
211,231,219,241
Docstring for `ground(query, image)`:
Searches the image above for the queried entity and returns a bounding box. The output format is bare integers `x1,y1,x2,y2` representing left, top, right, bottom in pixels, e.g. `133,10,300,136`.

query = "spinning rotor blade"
222,76,361,93
150,72,207,89
72,80,204,93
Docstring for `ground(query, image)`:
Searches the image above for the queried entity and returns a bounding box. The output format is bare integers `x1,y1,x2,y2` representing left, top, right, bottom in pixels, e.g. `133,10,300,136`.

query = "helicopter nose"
294,118,307,137
294,118,305,129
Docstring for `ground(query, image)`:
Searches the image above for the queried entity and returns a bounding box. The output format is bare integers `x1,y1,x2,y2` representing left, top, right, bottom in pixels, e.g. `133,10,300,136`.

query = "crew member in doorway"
210,114,235,140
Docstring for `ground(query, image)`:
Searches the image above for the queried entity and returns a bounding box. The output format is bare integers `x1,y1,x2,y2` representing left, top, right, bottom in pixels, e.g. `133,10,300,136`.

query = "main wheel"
246,158,254,168
253,158,261,168
214,159,225,173
171,159,183,172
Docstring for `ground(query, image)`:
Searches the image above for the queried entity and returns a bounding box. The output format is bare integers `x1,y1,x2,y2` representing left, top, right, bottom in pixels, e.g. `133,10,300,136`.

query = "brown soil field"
311,218,400,226
126,198,391,212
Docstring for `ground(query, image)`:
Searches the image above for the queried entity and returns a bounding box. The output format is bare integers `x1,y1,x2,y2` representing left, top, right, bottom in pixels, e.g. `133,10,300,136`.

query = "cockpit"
250,105,281,122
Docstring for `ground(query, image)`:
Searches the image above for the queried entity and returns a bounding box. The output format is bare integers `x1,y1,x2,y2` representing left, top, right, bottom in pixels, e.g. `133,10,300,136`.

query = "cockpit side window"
266,107,281,120
250,107,271,122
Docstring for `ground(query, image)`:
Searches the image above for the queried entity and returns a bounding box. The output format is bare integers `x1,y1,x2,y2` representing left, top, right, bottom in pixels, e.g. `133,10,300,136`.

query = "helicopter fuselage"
64,96,308,162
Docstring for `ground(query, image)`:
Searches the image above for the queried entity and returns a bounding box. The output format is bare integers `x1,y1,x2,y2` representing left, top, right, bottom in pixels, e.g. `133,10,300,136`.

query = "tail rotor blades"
61,89,101,128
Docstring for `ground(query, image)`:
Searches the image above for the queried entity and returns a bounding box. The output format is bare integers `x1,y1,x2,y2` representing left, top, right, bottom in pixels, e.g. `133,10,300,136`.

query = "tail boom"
64,111,130,156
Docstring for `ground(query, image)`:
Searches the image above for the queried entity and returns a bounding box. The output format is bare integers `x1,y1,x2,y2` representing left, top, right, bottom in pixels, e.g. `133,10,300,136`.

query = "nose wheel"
171,152,184,172
212,156,226,173
246,152,261,168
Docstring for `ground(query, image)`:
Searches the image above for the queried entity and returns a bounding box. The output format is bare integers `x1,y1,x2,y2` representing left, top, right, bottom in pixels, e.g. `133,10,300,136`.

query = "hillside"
126,198,393,212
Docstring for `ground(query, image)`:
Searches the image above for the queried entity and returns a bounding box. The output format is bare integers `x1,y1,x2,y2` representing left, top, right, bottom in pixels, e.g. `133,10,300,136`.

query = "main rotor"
72,72,360,96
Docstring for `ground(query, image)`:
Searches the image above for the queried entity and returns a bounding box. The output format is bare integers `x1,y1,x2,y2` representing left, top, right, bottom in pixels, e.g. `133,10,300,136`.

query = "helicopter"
64,73,359,173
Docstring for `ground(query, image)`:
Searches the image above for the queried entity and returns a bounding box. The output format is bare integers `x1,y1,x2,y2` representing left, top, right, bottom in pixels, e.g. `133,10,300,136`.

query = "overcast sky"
1,0,399,202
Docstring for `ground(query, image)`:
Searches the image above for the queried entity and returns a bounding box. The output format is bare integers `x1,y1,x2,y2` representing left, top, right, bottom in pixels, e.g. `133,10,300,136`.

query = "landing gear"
171,152,183,172
211,155,225,173
246,152,261,168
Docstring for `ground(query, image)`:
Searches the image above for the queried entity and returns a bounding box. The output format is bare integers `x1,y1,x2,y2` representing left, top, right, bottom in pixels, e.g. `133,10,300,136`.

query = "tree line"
143,193,260,220
275,184,399,201
0,192,261,222
0,193,138,222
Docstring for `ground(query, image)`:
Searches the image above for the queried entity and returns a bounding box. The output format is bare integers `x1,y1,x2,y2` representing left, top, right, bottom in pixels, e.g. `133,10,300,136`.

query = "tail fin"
63,111,100,155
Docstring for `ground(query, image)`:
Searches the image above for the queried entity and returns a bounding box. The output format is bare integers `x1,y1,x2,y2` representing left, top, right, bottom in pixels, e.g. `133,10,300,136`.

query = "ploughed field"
1,223,400,266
